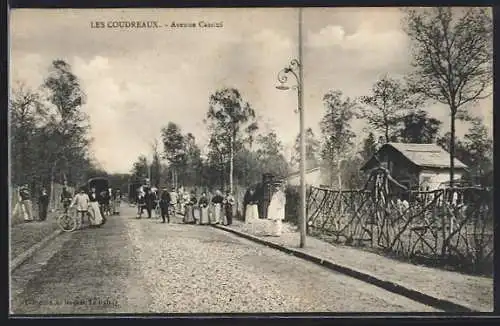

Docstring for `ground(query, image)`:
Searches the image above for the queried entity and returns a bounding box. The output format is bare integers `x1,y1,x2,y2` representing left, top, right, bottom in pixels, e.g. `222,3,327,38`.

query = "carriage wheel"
58,213,77,232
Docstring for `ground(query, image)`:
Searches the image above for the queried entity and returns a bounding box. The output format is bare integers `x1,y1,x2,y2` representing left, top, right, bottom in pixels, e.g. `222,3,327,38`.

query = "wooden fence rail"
306,185,493,273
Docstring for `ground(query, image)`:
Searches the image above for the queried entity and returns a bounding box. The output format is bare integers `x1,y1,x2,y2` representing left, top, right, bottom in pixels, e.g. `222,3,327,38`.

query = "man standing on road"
160,187,171,223
38,187,50,221
223,191,235,226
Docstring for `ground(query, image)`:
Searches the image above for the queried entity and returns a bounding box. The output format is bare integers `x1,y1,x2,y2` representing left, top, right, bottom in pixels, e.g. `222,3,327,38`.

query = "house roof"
287,167,321,178
361,142,468,170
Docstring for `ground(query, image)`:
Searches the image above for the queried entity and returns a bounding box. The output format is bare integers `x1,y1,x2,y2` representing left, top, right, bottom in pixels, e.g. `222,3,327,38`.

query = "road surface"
10,204,438,314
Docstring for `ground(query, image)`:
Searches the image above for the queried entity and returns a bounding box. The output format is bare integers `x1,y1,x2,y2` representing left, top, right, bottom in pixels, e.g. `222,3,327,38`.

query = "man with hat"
159,187,171,223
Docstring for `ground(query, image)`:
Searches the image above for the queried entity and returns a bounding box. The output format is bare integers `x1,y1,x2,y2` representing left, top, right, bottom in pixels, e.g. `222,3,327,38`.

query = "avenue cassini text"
90,21,223,29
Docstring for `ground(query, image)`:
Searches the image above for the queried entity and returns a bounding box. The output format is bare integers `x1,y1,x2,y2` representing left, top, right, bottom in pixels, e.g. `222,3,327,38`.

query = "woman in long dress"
244,187,259,224
114,189,121,215
210,190,223,224
184,191,197,224
199,193,209,225
267,183,286,236
88,187,103,227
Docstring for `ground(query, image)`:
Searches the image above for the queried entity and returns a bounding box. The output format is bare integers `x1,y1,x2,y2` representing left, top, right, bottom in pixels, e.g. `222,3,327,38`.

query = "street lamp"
276,58,306,248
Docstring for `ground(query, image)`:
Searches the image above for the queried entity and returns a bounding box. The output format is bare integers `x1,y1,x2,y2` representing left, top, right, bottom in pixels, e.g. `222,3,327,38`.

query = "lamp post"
276,58,306,248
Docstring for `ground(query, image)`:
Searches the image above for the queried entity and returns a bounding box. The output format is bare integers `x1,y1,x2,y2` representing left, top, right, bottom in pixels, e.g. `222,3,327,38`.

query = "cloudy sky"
10,8,493,173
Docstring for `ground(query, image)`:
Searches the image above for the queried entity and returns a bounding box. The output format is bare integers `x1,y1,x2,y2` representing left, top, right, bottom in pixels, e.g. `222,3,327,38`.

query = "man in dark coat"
159,188,171,223
144,187,156,219
38,187,50,221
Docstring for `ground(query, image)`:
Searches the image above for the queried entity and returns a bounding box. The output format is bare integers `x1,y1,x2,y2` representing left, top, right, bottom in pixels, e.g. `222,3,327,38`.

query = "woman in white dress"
210,190,224,224
199,193,209,225
88,187,103,227
267,183,286,236
244,187,259,224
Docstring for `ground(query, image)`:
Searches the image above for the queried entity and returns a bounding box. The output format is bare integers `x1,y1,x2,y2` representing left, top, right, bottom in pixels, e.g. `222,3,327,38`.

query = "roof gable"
361,143,468,170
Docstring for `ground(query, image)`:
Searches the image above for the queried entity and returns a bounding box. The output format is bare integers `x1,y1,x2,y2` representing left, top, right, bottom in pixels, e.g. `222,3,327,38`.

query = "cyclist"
61,186,73,214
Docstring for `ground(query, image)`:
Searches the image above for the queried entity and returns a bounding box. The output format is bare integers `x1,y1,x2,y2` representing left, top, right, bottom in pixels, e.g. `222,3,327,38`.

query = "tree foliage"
10,60,98,196
359,76,420,142
256,131,289,177
292,127,320,170
437,118,492,185
320,90,357,186
205,88,258,192
130,155,149,181
403,7,493,185
396,110,442,143
360,132,377,162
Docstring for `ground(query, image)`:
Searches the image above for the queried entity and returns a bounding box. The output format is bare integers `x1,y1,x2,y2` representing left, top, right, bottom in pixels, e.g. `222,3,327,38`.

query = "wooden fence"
306,184,493,274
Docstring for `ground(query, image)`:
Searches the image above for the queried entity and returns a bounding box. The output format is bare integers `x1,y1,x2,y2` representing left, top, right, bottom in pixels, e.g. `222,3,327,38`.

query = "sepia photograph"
8,7,493,315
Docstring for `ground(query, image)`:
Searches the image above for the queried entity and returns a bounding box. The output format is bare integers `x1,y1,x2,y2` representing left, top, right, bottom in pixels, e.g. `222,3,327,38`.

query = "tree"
359,76,420,142
403,7,493,186
320,90,357,187
396,110,442,143
292,128,320,170
161,122,186,188
42,59,90,189
463,118,493,180
9,83,45,186
183,133,204,187
150,139,162,187
206,88,258,193
360,132,377,162
131,155,149,181
256,131,289,177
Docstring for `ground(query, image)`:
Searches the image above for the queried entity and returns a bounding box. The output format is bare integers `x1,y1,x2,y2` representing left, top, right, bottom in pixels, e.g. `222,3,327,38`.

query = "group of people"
68,187,122,227
135,180,236,225
12,184,121,226
177,189,235,226
243,182,286,236
13,184,37,222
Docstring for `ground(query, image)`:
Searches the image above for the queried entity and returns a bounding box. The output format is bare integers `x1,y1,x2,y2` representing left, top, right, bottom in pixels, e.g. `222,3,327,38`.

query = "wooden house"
360,143,468,191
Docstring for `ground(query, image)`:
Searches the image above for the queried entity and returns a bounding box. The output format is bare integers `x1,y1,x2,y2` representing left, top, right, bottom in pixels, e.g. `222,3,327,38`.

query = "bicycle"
57,208,83,232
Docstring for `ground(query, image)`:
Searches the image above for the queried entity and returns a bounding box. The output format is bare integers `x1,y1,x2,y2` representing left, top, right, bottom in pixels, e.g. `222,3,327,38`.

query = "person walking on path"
19,184,34,222
88,187,103,227
210,190,224,224
198,192,209,225
136,187,146,218
244,187,258,224
38,187,50,221
223,191,235,226
113,189,122,215
70,188,90,225
159,188,171,223
98,190,108,224
183,191,197,224
267,182,286,236
144,187,156,219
